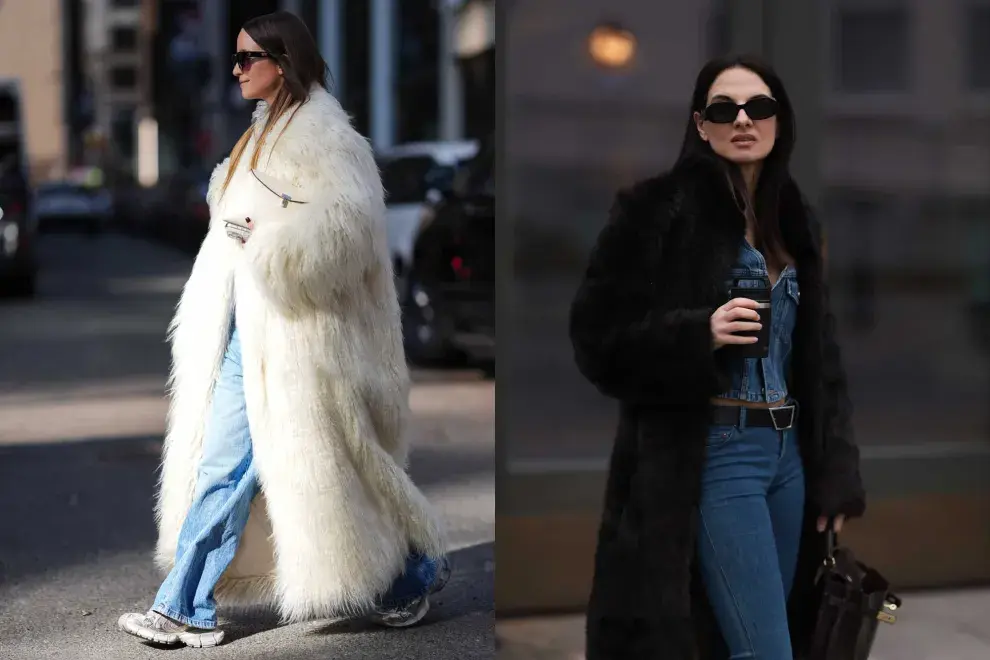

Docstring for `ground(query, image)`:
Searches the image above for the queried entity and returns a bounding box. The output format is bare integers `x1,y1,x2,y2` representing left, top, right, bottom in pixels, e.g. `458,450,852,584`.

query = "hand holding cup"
710,298,763,350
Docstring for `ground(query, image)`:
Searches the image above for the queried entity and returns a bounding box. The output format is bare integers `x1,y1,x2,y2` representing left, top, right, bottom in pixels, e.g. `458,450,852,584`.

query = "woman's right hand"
710,298,762,350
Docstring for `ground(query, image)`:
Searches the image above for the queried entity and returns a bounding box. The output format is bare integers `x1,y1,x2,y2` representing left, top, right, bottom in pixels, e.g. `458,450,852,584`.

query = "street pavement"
0,233,494,659
497,587,990,660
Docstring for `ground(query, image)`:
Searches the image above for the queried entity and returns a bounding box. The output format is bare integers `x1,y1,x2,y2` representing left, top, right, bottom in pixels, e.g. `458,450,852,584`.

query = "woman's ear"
693,111,708,142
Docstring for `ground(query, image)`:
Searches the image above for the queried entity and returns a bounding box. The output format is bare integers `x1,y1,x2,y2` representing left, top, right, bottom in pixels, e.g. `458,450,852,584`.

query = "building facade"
0,0,490,185
0,0,67,182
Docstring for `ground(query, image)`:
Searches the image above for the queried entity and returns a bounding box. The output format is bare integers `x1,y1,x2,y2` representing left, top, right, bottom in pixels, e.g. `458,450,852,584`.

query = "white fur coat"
154,87,446,622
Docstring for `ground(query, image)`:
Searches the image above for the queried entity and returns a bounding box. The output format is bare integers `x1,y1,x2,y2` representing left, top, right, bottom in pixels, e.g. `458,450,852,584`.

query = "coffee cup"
729,278,771,359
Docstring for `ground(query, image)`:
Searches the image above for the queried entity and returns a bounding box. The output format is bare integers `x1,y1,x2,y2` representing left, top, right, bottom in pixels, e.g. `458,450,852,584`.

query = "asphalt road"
0,232,495,660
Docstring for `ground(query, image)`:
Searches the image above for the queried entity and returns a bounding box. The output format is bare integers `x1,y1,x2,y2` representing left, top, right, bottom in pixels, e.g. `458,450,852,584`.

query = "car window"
381,155,455,204
452,150,493,197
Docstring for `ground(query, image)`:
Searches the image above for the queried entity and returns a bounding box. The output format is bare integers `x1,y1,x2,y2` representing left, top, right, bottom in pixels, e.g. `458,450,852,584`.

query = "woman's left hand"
816,514,845,533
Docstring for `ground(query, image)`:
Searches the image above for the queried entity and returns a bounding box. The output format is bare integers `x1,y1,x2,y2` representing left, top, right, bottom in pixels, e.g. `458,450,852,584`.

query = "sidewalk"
496,588,990,660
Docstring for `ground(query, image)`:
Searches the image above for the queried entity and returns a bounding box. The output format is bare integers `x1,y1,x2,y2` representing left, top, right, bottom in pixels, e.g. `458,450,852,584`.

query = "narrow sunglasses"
703,96,778,124
232,51,272,71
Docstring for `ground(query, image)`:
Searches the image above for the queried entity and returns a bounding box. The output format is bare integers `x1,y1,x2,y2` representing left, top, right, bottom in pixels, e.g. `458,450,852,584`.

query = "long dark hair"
677,55,796,269
221,11,330,197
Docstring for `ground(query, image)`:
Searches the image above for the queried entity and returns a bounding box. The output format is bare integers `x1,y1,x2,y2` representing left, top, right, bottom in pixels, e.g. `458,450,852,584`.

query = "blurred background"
0,2,494,659
0,0,495,361
499,1,990,658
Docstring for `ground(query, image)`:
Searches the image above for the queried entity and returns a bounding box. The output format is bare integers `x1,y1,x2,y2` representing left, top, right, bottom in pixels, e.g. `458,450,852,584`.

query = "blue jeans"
696,419,805,660
153,323,440,628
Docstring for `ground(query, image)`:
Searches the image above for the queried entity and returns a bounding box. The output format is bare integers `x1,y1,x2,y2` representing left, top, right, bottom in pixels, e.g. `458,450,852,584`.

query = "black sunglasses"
703,96,778,124
231,50,273,70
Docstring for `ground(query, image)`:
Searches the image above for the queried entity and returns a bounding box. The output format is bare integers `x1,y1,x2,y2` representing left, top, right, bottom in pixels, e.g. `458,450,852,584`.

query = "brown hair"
220,11,330,198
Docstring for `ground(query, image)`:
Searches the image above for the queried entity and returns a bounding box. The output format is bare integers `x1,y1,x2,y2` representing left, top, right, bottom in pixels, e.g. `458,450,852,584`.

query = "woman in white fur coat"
117,12,447,648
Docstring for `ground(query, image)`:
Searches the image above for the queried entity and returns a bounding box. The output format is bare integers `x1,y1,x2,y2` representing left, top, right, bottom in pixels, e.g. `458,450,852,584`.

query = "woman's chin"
239,85,258,100
724,151,769,165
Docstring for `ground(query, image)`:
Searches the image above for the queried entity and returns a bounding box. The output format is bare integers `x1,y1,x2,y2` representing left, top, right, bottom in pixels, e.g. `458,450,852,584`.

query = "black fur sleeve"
812,225,867,520
569,186,720,405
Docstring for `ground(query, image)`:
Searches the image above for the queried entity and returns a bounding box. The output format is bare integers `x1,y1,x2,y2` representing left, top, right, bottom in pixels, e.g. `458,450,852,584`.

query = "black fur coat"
569,157,866,659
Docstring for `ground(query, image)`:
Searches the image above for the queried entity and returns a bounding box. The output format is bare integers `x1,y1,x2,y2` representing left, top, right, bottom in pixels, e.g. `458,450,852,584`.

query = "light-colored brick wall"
0,0,65,183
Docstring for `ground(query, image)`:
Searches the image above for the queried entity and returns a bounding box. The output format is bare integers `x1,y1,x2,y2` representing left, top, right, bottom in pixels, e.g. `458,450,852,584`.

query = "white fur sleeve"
242,192,380,316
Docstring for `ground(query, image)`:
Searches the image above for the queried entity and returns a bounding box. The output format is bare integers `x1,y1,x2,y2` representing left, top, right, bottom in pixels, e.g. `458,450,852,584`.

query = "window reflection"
506,0,990,464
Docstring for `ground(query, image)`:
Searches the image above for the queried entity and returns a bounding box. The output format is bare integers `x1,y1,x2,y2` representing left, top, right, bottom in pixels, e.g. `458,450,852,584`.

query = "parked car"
402,136,494,369
151,167,211,252
34,181,112,236
378,140,479,298
0,179,38,298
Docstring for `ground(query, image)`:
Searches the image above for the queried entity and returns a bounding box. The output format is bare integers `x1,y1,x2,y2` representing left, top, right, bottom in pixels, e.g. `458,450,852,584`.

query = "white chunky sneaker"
117,610,225,648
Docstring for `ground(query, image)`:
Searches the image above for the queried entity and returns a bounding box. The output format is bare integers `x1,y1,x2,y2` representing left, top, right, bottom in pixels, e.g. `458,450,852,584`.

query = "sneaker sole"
179,629,225,648
373,595,431,628
117,614,225,648
117,614,181,646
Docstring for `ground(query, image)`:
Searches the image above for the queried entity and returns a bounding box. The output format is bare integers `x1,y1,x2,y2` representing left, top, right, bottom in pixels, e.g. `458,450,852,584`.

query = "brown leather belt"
710,403,798,431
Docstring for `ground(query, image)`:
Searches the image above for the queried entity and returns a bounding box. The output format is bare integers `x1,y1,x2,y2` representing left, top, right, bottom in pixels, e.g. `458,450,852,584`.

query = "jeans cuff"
152,604,217,630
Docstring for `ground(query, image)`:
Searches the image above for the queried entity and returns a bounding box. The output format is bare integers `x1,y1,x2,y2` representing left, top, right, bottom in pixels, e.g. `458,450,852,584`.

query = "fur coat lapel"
155,87,446,623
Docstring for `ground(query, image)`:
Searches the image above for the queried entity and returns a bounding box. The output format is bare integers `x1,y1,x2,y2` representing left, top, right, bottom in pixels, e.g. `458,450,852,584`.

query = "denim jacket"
717,241,800,404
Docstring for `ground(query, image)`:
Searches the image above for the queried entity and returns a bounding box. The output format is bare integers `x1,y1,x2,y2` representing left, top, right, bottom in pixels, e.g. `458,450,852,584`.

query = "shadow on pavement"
0,435,493,587
217,541,495,645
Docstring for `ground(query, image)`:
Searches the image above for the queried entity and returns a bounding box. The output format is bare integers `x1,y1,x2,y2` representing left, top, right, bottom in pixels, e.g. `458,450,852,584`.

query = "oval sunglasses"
703,96,778,124
231,50,274,71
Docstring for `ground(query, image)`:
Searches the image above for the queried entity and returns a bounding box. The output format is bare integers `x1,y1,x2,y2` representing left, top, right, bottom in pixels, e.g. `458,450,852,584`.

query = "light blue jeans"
152,322,441,628
696,420,806,660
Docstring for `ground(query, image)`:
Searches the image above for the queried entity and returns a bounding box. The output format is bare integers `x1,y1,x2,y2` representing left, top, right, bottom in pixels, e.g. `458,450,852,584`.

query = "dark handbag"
806,530,901,660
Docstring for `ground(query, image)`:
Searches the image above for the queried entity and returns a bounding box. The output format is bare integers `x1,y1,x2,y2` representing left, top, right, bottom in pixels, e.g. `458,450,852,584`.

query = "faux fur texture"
570,156,865,660
154,86,446,623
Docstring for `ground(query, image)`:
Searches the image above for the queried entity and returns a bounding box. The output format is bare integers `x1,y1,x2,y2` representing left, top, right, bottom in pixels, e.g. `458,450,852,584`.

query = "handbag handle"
826,523,903,620
824,525,837,565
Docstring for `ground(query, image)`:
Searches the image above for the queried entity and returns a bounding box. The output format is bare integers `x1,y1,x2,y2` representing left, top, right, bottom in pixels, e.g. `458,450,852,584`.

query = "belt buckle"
769,404,796,431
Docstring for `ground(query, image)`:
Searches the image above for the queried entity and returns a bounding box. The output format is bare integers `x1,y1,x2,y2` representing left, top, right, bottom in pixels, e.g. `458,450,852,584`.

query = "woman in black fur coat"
569,55,866,660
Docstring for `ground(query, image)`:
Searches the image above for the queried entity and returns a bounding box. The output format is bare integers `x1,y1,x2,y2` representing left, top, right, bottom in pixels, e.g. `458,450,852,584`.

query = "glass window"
506,1,723,465
966,5,990,89
500,0,990,620
0,91,19,123
833,7,910,91
110,67,138,89
818,0,990,588
707,0,731,58
111,27,138,51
